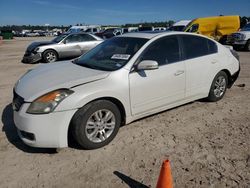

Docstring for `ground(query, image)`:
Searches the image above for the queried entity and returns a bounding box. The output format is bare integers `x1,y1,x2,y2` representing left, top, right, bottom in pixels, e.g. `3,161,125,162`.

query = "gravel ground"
0,37,249,188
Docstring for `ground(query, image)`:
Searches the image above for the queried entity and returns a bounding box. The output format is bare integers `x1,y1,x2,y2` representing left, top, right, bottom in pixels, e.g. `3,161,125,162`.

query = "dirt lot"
0,37,249,188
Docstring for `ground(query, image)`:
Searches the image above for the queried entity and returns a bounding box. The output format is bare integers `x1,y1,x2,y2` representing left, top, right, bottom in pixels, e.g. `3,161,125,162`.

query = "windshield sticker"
111,54,131,60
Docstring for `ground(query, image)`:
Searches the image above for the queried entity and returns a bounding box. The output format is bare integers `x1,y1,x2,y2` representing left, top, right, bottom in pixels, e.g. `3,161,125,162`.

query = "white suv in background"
227,23,250,51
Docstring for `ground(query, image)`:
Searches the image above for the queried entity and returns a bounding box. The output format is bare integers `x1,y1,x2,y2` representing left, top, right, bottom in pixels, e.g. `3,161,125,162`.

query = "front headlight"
26,89,74,114
33,47,40,53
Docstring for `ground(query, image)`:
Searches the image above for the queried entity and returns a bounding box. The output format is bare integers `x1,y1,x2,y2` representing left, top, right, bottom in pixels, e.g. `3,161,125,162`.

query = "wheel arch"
67,96,126,146
220,69,234,88
92,97,126,125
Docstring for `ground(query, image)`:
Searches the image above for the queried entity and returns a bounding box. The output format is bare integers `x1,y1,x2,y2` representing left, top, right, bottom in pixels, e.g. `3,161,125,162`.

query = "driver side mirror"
136,60,159,71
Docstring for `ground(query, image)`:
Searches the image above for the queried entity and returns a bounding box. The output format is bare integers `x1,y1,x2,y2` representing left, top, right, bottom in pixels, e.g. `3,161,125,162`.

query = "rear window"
181,35,218,59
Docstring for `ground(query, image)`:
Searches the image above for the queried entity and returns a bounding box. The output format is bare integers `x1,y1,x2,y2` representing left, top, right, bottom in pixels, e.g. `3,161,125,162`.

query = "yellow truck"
184,15,240,43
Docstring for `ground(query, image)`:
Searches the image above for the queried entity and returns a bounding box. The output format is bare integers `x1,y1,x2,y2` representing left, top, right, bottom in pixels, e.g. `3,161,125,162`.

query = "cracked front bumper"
22,53,42,64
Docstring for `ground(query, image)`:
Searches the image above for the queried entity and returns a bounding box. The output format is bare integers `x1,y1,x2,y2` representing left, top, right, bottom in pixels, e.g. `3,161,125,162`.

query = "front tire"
207,71,228,102
43,50,58,63
71,100,121,149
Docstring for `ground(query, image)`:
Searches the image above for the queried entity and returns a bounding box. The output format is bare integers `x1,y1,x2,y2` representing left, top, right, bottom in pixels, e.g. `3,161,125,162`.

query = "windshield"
75,37,148,71
241,23,250,31
51,34,68,43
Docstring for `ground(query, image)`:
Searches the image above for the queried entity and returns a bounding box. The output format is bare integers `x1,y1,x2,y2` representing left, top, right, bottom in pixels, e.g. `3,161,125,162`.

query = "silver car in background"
22,33,103,63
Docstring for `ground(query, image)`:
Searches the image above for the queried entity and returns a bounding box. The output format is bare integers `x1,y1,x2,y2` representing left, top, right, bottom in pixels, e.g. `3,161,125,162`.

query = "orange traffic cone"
156,160,173,188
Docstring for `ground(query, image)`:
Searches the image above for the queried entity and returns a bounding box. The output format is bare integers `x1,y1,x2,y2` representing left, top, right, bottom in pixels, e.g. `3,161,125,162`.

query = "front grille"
12,90,25,111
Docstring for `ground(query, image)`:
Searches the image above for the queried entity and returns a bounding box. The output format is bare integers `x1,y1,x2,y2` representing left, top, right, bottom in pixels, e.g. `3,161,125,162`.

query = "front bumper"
13,103,77,148
22,52,42,64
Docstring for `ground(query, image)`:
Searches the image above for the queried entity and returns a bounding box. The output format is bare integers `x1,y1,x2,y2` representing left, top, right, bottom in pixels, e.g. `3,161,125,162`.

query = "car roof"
119,31,218,42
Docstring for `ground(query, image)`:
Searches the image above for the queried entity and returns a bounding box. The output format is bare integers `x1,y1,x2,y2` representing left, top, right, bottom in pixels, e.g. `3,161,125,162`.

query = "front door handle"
174,70,184,76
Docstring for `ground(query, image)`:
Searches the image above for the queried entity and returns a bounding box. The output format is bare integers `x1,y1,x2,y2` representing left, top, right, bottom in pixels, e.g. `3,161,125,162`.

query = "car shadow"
113,171,149,188
1,103,57,154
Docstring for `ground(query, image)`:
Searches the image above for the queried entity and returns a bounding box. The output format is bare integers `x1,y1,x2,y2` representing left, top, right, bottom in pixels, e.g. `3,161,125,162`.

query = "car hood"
15,61,110,101
27,41,55,52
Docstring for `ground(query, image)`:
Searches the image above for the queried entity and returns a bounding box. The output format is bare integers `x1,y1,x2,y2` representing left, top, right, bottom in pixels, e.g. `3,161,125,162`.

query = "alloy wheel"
46,52,57,62
85,109,116,143
213,76,226,98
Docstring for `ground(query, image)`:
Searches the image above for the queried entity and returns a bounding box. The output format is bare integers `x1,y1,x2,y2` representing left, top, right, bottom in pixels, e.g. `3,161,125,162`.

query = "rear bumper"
22,53,42,64
228,65,240,88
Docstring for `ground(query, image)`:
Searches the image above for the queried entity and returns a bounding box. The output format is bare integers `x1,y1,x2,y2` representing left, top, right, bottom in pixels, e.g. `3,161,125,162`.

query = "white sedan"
13,32,240,149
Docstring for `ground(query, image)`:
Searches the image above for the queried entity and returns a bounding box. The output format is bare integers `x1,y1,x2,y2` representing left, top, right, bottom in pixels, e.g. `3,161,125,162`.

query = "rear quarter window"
181,35,218,59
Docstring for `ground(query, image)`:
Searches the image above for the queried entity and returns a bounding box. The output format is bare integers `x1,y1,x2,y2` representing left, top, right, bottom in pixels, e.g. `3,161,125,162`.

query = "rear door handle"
174,70,184,76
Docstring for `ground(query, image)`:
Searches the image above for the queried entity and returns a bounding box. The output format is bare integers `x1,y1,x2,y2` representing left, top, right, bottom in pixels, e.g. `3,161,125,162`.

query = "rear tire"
43,49,58,63
207,71,228,102
71,100,121,149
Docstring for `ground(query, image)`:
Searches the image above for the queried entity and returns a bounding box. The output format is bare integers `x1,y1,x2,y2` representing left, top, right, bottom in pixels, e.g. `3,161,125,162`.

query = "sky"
0,0,249,26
